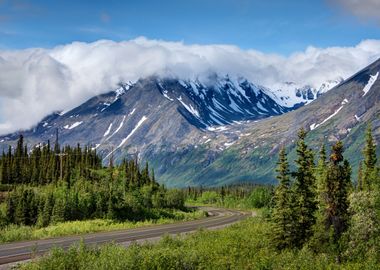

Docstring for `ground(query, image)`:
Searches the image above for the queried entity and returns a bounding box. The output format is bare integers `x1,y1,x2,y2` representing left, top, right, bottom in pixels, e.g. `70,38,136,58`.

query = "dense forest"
0,134,101,185
271,125,380,261
0,135,185,229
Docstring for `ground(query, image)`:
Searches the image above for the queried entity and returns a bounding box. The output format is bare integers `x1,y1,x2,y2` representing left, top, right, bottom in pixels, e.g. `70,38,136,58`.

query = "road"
0,207,251,267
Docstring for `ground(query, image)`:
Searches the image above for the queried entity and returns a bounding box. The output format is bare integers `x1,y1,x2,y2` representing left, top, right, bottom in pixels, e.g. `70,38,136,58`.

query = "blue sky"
0,0,380,134
0,0,379,54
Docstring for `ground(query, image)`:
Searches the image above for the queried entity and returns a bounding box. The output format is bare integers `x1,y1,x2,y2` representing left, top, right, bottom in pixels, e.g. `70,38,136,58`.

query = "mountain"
0,60,377,187
0,74,326,150
153,58,380,187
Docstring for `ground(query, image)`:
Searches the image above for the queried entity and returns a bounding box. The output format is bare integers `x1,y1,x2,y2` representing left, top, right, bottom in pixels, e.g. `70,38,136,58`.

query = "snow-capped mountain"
0,67,360,187
0,74,338,145
270,78,343,107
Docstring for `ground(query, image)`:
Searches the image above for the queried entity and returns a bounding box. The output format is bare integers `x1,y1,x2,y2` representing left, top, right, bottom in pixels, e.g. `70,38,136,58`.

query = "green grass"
19,216,379,270
0,209,206,243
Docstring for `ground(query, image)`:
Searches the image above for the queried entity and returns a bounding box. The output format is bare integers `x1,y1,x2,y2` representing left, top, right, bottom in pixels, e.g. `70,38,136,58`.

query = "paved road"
0,207,251,267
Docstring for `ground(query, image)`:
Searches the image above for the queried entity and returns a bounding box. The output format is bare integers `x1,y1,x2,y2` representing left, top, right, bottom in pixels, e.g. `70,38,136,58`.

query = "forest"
17,124,380,269
0,135,187,235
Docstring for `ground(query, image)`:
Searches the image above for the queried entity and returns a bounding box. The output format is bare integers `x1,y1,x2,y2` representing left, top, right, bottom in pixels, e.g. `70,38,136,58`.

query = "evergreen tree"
272,147,296,249
311,141,352,255
315,144,327,205
41,194,54,227
362,124,377,191
51,197,66,224
292,128,317,248
106,195,115,220
357,161,363,191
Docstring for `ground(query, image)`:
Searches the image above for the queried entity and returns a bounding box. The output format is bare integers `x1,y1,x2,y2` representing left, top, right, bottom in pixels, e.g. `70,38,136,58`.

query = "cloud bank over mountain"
0,37,380,135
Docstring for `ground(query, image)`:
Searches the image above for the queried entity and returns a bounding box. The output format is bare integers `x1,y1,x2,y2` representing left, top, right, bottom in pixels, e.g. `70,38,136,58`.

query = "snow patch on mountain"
104,116,148,160
92,143,101,150
103,123,113,137
310,100,346,130
363,72,379,96
118,116,148,148
177,96,200,118
64,121,83,130
106,116,126,140
129,108,136,115
271,78,343,107
114,81,135,101
163,90,174,101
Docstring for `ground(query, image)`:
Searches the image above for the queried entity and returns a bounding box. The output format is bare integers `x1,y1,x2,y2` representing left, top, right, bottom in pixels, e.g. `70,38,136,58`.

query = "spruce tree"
311,141,352,253
41,194,54,226
315,144,327,204
362,124,377,191
292,128,317,248
51,197,66,224
357,161,363,191
272,147,296,249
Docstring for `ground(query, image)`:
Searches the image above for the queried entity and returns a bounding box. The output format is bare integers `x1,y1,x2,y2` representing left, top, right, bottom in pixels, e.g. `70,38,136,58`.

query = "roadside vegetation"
0,209,205,243
184,184,273,210
17,124,380,269
0,135,199,243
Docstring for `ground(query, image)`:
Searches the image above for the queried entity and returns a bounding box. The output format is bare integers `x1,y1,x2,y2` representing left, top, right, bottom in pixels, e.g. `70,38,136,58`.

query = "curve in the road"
0,207,251,266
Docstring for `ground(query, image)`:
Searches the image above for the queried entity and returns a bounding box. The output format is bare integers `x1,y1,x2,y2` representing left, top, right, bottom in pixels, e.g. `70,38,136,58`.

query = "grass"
18,215,379,270
0,209,206,243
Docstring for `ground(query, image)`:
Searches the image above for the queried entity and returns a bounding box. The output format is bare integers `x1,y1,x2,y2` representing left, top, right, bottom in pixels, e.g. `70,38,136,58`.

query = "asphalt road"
0,207,251,267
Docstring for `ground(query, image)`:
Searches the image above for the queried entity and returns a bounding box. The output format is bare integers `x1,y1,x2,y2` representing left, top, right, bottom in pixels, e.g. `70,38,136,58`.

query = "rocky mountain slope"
0,60,377,187
155,58,380,186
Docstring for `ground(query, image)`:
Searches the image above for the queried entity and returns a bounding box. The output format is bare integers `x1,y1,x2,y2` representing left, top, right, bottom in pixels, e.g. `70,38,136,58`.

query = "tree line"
0,135,101,185
272,125,379,261
0,136,185,228
184,183,273,209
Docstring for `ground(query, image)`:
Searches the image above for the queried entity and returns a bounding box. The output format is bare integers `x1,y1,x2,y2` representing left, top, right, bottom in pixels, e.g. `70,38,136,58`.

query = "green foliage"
19,217,380,270
344,191,380,261
0,209,205,243
272,147,297,249
185,184,273,210
292,128,317,248
164,189,185,209
245,186,272,208
1,138,185,231
362,124,378,191
0,135,101,185
310,141,352,255
199,191,221,204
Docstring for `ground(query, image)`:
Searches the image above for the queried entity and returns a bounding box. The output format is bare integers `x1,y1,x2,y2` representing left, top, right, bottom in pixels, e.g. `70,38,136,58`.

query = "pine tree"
311,141,352,254
362,124,377,191
357,161,363,191
106,195,115,220
41,194,54,226
272,147,296,249
292,128,317,248
51,197,66,224
315,144,327,204
14,190,27,225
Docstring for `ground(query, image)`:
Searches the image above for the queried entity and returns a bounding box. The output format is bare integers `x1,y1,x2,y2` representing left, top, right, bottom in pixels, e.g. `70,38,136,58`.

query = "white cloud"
0,37,380,135
329,0,380,22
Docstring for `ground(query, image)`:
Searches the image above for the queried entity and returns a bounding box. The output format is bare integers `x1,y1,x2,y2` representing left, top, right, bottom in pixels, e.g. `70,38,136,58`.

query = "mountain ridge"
1,59,379,187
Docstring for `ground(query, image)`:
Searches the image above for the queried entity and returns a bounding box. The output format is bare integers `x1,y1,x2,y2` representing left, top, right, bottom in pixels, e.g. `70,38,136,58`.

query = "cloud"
0,37,380,135
329,0,380,22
